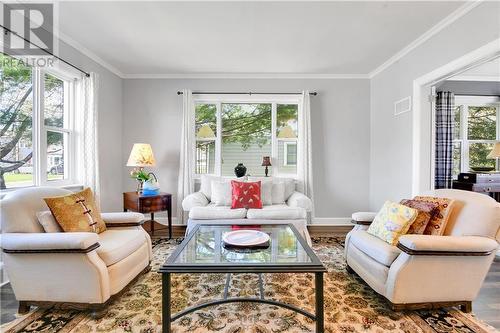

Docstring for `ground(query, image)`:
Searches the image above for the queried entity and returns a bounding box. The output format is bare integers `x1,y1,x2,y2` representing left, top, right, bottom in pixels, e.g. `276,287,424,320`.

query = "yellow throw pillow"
367,201,418,245
44,188,106,233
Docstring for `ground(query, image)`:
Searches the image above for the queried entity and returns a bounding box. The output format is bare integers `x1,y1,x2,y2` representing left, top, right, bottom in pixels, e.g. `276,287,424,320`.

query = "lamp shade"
127,143,156,167
487,142,500,159
262,156,272,167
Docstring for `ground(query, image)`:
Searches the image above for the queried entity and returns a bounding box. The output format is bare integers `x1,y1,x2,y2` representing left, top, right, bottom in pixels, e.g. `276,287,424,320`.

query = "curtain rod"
1,25,90,77
177,91,318,96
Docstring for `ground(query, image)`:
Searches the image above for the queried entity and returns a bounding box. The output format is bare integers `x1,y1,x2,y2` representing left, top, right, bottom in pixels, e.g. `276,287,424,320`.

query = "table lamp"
127,143,156,192
487,142,500,172
262,156,272,177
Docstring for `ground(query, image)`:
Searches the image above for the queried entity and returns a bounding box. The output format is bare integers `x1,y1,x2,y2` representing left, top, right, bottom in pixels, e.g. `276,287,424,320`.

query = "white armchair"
0,187,152,316
345,189,500,312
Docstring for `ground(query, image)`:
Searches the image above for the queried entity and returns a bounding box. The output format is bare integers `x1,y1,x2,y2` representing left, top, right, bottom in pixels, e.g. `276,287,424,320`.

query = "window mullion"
461,105,468,173
271,103,277,176
215,102,222,176
32,68,47,186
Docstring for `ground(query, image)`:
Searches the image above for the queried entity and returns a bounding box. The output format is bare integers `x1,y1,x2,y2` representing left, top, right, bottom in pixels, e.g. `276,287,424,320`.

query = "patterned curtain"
435,91,455,189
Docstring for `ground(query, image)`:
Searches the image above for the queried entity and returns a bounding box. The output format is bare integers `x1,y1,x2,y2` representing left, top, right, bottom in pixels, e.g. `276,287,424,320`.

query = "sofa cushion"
189,204,247,219
248,177,295,201
200,175,221,201
349,230,402,267
247,204,306,220
97,229,146,266
211,180,232,206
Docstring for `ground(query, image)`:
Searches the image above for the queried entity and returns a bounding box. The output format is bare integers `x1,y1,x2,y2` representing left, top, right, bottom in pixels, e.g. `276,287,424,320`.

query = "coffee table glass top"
160,224,325,273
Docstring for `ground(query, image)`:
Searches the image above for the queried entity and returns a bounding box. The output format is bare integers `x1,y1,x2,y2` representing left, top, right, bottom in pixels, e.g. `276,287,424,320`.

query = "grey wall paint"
369,2,500,209
436,80,500,96
58,40,123,212
122,79,370,219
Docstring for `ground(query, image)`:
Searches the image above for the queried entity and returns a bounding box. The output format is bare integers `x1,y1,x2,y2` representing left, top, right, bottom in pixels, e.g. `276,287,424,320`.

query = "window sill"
0,184,84,200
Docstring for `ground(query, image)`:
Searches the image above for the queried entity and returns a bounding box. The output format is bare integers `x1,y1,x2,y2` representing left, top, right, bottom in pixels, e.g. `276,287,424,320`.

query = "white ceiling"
58,1,466,77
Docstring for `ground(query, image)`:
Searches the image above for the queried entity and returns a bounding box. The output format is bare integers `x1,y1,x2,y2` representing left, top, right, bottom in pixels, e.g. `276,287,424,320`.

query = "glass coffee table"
159,223,326,333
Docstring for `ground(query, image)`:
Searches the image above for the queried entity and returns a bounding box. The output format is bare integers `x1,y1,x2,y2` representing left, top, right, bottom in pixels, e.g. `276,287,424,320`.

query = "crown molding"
121,73,370,79
55,31,125,78
368,0,483,79
445,75,500,82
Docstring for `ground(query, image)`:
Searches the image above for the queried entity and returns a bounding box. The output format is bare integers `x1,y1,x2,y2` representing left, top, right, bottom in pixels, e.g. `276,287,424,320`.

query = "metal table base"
162,272,324,332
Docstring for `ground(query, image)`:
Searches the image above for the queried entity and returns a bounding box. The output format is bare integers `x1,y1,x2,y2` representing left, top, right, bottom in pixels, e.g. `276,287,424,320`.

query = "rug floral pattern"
4,237,496,333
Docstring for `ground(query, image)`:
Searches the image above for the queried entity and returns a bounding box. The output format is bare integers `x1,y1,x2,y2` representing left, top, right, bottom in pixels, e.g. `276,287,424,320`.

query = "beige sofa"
0,187,152,315
345,189,500,312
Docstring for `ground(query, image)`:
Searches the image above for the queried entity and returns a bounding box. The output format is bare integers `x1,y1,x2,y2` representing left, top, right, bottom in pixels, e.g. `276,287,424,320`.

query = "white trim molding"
446,75,500,82
411,39,500,196
369,0,483,79
122,73,370,80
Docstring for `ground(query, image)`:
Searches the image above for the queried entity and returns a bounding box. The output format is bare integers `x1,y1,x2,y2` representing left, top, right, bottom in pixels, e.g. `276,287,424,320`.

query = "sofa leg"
18,301,30,314
460,301,472,313
345,264,355,274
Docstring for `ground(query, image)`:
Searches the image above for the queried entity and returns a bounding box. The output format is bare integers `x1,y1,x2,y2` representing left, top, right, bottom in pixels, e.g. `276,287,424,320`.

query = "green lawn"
5,172,63,185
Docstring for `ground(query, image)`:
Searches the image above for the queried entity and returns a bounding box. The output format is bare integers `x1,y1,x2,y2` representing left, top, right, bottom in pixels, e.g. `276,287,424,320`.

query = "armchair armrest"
182,192,209,211
351,212,377,225
287,191,313,212
102,212,145,227
2,232,99,253
397,235,498,256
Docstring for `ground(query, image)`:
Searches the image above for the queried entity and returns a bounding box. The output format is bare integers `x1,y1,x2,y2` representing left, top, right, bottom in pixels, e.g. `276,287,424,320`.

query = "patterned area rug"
2,237,497,333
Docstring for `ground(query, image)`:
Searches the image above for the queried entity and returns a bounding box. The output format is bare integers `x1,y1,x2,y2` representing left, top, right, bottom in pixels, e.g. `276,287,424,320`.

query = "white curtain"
177,89,195,223
75,73,100,203
298,91,315,217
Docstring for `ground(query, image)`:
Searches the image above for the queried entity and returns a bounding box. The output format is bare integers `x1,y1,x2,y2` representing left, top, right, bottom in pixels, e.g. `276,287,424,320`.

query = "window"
194,95,301,177
452,96,500,178
0,53,76,190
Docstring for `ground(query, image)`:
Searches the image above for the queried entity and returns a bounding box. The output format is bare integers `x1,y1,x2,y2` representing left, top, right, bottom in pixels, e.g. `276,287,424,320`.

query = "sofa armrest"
287,191,313,212
2,232,99,253
351,212,377,225
182,192,209,211
102,212,145,227
397,235,498,256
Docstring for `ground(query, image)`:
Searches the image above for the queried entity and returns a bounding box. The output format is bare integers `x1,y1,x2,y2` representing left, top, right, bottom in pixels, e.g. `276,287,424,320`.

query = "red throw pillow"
231,180,263,209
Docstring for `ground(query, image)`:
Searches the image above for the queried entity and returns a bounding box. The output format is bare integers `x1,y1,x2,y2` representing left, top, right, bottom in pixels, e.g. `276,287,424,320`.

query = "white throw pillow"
36,211,62,233
259,180,273,206
211,180,232,206
200,175,221,201
271,182,286,204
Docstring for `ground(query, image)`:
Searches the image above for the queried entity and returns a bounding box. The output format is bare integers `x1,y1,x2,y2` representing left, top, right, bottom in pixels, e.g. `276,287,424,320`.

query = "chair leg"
90,305,108,319
460,301,472,313
18,301,30,314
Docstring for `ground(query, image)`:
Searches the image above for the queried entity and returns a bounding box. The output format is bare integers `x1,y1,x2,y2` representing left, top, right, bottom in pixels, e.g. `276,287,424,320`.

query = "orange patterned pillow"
44,188,106,233
412,196,455,236
400,199,439,234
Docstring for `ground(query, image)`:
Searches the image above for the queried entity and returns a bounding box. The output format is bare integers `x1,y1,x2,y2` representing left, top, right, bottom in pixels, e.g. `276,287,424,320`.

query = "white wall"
58,40,124,212
122,79,370,220
369,2,500,209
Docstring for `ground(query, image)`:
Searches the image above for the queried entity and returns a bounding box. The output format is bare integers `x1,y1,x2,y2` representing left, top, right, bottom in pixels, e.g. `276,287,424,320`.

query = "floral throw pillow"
367,201,418,245
413,196,455,236
400,199,439,234
231,181,263,209
44,188,106,233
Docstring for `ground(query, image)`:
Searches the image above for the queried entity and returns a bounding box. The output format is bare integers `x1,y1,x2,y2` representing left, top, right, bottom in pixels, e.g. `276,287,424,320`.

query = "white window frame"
454,95,500,175
193,94,302,179
1,64,78,191
283,141,298,166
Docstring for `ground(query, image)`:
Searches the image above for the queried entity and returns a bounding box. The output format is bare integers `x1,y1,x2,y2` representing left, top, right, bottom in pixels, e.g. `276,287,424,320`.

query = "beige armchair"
0,187,152,316
345,189,500,312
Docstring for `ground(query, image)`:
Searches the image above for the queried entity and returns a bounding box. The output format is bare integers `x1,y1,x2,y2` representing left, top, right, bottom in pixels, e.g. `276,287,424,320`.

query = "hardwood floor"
1,231,499,329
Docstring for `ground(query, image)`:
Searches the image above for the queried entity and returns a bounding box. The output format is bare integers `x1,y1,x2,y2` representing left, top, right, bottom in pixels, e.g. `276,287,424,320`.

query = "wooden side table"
123,192,172,238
